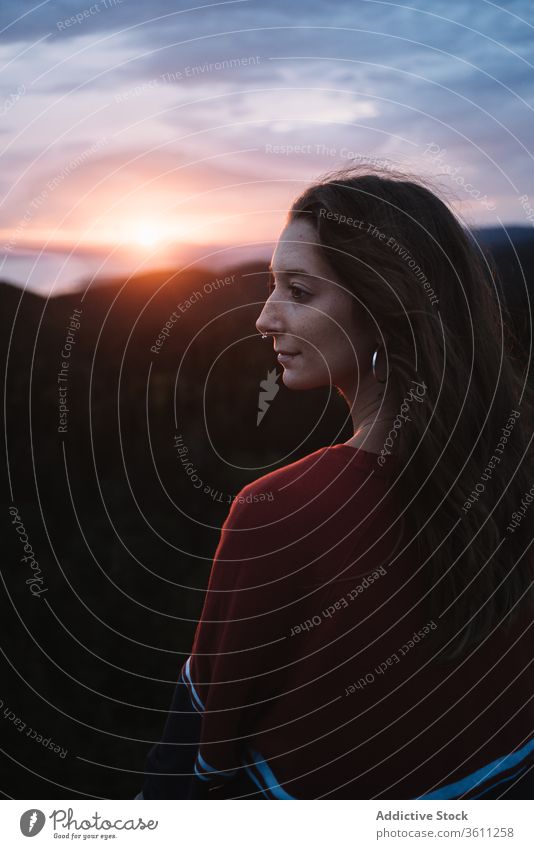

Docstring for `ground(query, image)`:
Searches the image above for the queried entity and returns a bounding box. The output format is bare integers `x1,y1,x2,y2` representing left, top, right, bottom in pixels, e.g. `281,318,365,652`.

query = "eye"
266,275,308,301
289,284,307,301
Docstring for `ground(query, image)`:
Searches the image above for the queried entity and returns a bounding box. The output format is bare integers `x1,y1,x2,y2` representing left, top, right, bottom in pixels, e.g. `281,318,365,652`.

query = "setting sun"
134,223,163,249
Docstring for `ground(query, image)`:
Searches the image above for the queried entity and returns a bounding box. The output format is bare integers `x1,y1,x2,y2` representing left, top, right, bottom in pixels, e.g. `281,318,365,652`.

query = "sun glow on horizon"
133,222,165,249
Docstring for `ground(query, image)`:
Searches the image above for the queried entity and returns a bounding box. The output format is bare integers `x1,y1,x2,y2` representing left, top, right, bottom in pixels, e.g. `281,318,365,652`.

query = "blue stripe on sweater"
472,763,531,798
182,656,205,712
244,748,296,800
417,736,534,799
194,751,237,782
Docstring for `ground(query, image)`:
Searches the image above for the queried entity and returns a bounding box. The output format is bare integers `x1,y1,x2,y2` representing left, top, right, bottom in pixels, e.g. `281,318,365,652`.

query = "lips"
276,351,300,364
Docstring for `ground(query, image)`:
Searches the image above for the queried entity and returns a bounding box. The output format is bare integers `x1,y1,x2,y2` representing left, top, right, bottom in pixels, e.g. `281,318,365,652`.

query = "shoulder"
223,446,334,529
230,445,332,507
207,446,400,596
217,446,396,560
232,445,393,516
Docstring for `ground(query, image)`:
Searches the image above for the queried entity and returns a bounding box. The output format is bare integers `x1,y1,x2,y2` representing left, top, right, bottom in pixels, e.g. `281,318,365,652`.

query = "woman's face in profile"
256,217,376,393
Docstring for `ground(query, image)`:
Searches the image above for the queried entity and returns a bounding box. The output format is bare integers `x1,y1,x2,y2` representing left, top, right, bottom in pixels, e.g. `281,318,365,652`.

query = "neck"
338,377,400,451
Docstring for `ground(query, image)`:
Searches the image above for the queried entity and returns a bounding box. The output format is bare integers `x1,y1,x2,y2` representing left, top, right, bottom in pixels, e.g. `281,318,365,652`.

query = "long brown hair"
289,163,534,662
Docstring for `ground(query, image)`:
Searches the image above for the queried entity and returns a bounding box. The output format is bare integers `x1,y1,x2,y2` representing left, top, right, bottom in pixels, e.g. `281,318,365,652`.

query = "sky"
0,0,533,293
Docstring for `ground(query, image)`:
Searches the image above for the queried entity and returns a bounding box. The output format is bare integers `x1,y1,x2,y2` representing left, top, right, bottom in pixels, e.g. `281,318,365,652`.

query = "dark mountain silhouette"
1,259,350,800
1,228,533,799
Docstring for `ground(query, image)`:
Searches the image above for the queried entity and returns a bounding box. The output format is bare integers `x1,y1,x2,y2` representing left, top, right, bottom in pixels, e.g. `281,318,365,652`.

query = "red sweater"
141,444,534,799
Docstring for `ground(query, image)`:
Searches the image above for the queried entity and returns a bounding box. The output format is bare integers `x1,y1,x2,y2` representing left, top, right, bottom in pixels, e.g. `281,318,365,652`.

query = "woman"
137,165,534,800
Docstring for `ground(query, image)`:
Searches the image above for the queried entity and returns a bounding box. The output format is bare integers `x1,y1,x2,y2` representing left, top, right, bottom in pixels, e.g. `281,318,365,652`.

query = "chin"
280,367,328,391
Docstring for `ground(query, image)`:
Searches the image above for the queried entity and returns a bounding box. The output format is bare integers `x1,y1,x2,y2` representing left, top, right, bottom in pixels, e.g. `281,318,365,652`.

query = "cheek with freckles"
306,307,366,384
279,315,360,389
330,327,367,381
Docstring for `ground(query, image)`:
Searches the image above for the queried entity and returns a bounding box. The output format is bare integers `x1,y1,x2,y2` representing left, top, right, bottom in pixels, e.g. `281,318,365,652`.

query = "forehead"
271,217,331,276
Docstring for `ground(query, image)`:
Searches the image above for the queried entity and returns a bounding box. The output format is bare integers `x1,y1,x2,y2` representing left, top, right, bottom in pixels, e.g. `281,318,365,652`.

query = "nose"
255,295,283,338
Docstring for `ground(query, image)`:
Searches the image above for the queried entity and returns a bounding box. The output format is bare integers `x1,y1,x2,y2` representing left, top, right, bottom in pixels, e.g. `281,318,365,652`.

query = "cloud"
0,0,532,249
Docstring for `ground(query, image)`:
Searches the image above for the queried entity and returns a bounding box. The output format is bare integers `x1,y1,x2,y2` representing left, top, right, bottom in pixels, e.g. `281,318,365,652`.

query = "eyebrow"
268,265,312,276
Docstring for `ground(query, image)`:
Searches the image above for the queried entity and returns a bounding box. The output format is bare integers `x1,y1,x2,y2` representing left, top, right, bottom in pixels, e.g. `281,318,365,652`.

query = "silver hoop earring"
261,334,268,339
372,344,388,384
